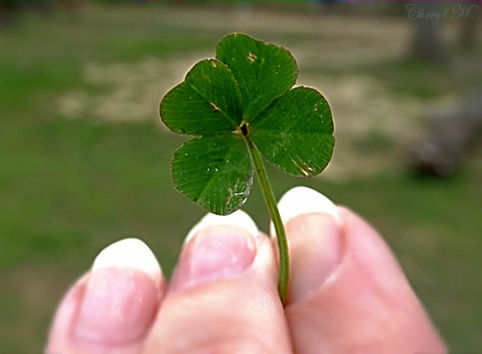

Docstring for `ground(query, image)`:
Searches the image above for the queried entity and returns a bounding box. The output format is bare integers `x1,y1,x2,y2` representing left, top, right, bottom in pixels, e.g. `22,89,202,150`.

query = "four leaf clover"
160,33,334,216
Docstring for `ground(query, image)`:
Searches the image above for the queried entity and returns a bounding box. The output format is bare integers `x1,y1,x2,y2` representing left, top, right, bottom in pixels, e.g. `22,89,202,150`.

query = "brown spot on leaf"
210,102,220,111
247,51,257,63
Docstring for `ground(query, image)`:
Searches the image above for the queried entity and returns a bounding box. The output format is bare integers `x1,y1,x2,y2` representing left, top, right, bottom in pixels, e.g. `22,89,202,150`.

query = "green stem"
244,137,289,304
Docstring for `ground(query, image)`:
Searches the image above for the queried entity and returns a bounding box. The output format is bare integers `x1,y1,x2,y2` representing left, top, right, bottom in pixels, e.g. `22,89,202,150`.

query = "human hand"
46,186,446,354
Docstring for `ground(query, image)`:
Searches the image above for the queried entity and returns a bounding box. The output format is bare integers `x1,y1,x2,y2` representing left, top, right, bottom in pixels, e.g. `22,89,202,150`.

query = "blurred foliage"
0,3,481,353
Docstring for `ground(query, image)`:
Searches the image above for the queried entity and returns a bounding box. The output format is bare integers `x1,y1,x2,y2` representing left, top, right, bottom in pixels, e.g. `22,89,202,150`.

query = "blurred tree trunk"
409,3,448,63
459,1,480,51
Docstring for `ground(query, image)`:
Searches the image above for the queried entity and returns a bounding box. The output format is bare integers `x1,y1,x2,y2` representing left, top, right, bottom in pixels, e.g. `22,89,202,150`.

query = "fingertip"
170,210,261,293
278,186,340,222
46,238,165,353
271,185,341,236
93,238,162,286
284,203,447,353
144,211,290,353
186,209,259,244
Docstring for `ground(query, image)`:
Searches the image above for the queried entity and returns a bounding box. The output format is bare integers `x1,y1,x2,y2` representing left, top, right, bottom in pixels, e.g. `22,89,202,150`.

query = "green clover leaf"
216,33,298,120
171,134,254,216
160,33,335,303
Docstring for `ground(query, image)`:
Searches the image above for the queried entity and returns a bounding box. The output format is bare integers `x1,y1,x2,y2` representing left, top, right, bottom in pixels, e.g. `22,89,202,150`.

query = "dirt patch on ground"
57,55,446,180
57,53,210,122
57,8,413,121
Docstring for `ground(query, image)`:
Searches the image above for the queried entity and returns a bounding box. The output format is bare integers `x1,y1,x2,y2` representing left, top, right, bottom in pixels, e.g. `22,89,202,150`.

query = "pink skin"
46,207,446,354
285,208,445,354
46,270,164,354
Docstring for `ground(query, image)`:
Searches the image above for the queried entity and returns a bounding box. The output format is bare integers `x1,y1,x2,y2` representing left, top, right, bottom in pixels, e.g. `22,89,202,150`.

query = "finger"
274,186,446,354
143,211,291,354
46,238,165,354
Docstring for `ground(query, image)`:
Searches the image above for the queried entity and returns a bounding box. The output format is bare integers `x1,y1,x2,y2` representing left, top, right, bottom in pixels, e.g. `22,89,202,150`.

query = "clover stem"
244,137,289,304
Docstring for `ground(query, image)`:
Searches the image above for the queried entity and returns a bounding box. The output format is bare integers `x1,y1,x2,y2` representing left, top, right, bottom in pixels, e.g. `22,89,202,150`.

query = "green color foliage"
160,33,334,215
216,33,298,120
161,59,242,134
250,87,334,176
171,135,253,215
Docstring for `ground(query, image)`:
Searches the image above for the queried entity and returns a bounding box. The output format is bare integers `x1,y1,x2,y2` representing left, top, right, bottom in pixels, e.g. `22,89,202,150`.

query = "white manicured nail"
271,186,340,236
171,210,259,291
186,209,259,243
75,238,161,345
92,238,162,284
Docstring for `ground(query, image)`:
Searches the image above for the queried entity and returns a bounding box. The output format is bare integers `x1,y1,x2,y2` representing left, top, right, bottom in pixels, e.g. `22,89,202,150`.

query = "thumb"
276,186,446,354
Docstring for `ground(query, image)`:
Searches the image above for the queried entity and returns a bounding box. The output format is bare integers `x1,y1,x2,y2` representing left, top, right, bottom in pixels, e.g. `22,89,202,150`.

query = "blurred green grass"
1,4,481,353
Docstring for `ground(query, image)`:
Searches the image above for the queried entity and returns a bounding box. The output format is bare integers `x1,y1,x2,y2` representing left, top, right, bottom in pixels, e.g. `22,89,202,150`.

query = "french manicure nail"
277,186,343,303
185,209,258,244
73,238,161,346
270,186,340,237
171,210,258,291
280,186,341,226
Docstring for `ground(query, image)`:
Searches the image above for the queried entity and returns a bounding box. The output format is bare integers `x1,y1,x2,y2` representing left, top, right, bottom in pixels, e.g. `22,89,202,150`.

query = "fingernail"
171,210,259,292
277,186,343,303
185,209,258,244
278,186,340,226
73,238,161,346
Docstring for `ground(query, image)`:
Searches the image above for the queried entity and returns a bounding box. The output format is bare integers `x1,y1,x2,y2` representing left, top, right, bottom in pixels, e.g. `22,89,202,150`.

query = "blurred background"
0,1,481,352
